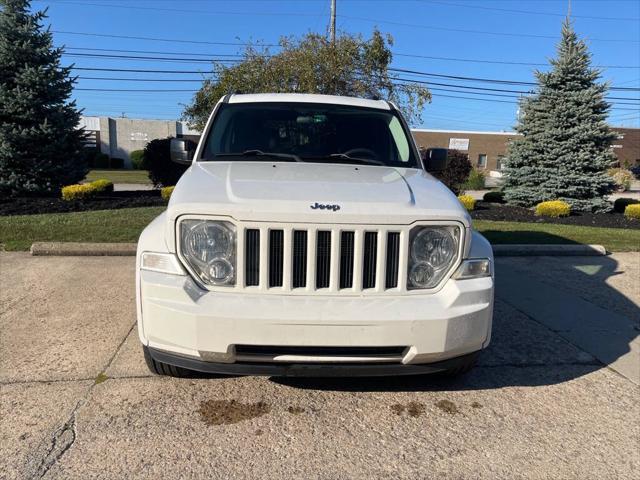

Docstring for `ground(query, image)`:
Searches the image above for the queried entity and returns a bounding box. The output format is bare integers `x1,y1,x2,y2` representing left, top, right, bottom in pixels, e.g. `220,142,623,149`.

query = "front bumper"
137,269,494,370
146,346,481,377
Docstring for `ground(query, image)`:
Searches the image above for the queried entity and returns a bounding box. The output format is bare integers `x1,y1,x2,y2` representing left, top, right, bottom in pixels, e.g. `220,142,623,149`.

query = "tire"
441,351,479,377
143,345,192,377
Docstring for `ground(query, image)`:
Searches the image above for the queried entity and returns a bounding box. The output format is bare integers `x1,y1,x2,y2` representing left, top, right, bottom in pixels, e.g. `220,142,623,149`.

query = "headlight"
179,219,236,286
408,226,460,289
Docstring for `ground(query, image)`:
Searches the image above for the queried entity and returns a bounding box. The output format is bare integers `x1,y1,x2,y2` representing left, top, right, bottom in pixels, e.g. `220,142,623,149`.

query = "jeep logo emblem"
310,202,341,212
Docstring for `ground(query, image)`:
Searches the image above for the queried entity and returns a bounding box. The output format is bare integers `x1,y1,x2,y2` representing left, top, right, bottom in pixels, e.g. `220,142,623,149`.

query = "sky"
30,0,640,131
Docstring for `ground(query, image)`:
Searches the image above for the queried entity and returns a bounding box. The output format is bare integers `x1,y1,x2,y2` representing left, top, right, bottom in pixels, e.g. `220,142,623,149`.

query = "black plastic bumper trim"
147,347,480,377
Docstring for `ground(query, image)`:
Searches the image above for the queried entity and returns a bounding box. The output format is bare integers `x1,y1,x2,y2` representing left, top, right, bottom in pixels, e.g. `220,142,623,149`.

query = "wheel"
441,352,479,377
143,345,192,377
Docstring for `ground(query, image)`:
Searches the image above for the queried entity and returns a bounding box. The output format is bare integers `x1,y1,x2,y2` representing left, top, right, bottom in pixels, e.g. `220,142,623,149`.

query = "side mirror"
421,148,449,172
170,138,196,165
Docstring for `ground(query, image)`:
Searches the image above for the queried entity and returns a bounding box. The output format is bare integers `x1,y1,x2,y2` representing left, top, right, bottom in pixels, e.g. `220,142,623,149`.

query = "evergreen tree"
0,0,86,196
502,20,615,212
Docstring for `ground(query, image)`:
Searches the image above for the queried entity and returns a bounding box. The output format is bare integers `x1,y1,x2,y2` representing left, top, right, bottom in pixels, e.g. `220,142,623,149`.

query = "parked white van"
136,93,494,377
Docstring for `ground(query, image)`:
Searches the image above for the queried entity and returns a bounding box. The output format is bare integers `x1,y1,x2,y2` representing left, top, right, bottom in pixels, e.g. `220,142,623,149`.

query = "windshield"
201,102,418,168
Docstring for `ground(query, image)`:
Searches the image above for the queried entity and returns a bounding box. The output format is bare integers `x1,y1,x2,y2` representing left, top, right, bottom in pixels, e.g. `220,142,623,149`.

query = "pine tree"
502,20,615,212
0,0,86,196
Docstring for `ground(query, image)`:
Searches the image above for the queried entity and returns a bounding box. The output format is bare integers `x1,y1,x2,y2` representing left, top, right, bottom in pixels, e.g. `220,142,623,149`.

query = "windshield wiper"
214,150,302,162
327,153,385,166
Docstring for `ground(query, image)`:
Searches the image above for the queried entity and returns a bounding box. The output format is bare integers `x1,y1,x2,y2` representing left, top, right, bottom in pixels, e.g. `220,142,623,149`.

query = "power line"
73,74,638,103
423,0,640,22
53,30,280,47
62,45,640,70
339,14,639,43
45,3,639,43
63,65,640,92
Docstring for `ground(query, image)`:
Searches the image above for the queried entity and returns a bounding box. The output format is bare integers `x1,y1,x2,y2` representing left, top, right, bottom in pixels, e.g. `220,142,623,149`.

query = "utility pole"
329,0,336,44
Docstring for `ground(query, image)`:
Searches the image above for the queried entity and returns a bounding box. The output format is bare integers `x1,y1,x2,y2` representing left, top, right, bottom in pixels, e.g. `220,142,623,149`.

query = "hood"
167,161,469,226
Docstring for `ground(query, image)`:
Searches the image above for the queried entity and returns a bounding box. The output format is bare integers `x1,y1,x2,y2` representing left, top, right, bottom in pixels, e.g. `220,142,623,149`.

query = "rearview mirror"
170,138,196,165
421,148,449,172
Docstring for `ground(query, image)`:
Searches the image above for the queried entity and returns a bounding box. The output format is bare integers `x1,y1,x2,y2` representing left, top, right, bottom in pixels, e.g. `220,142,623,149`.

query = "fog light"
453,259,491,279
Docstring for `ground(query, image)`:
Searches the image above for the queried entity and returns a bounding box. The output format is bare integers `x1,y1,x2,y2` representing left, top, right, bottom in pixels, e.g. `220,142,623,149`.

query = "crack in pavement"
28,321,137,479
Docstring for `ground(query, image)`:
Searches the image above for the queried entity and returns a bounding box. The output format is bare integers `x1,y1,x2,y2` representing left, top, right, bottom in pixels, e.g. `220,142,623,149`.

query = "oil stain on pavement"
435,399,459,414
198,399,271,426
390,401,427,417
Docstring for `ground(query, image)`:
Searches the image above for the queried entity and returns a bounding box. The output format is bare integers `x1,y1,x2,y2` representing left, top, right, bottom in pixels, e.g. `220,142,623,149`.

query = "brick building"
412,127,640,175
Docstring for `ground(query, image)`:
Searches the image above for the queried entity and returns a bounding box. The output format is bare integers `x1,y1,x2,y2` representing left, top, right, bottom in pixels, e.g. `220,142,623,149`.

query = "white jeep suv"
136,93,494,377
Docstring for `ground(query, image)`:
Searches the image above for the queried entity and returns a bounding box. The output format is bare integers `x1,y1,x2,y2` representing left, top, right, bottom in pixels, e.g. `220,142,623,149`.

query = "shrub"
61,183,96,201
94,153,110,169
613,197,639,214
462,169,486,190
429,149,471,195
130,150,145,170
457,194,476,211
624,204,640,220
90,179,113,194
535,200,571,217
110,157,125,169
144,137,189,187
607,168,633,192
630,165,640,179
483,191,505,203
161,186,175,201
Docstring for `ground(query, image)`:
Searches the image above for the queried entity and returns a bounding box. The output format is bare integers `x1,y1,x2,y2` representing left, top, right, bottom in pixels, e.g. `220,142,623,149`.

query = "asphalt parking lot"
1,252,638,479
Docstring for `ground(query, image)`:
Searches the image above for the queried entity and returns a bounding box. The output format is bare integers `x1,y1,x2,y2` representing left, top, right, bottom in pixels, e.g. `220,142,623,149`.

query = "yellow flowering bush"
90,179,113,193
457,194,476,211
61,183,97,201
535,200,571,218
161,186,175,201
624,204,640,220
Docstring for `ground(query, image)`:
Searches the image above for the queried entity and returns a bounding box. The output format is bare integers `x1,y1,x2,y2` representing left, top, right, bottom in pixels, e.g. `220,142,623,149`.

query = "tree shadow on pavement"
272,238,639,393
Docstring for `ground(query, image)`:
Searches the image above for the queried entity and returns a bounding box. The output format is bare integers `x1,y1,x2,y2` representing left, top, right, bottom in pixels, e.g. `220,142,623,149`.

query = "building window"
477,154,487,169
496,155,505,170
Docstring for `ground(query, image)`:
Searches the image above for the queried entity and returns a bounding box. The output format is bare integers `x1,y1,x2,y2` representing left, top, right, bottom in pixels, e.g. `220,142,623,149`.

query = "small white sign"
130,132,149,142
448,138,469,151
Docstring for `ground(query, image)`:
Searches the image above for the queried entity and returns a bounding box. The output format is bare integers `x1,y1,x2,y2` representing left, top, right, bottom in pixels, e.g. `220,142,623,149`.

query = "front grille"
242,225,410,293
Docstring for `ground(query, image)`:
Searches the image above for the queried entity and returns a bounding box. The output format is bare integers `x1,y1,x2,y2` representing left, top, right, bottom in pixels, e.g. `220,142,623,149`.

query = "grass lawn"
0,207,165,251
474,220,640,252
85,169,152,185
0,208,638,252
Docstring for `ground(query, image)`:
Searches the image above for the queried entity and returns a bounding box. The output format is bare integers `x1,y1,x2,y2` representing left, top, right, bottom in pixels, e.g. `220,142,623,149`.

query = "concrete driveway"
1,252,638,479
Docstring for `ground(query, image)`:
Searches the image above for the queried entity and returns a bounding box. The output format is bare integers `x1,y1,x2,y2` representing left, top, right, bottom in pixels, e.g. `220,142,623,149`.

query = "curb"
492,244,607,256
30,242,137,256
28,242,607,257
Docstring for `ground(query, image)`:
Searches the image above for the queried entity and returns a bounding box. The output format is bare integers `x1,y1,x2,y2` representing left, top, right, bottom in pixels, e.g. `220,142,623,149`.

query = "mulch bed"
2,194,638,230
0,190,166,216
471,201,639,229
